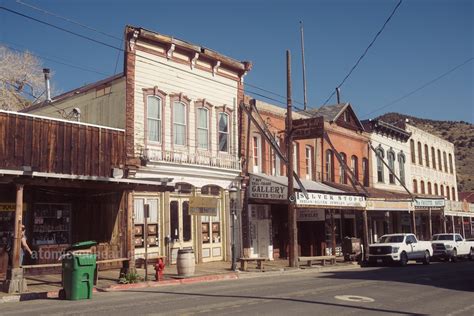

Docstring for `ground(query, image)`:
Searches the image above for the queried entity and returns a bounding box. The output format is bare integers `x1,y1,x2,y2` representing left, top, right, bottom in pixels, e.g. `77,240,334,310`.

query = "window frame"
417,141,423,165
424,144,430,168
143,87,167,150
195,100,213,151
305,145,313,180
351,155,358,182
252,134,262,173
170,93,191,148
398,152,406,185
325,149,334,182
362,158,369,187
387,150,396,184
339,152,347,184
410,140,416,163
376,147,385,183
218,112,230,153
216,107,233,153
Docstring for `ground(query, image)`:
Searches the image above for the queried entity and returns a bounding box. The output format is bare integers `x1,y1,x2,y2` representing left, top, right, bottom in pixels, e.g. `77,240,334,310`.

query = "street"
1,261,473,316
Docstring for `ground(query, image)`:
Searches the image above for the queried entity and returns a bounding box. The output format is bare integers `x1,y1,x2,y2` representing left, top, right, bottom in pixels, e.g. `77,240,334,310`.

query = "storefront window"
201,211,221,244
134,198,159,248
33,203,71,246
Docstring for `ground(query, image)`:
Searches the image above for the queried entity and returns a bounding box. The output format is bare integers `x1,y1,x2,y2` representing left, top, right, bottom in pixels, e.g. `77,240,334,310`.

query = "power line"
15,0,123,42
361,57,474,119
321,0,403,106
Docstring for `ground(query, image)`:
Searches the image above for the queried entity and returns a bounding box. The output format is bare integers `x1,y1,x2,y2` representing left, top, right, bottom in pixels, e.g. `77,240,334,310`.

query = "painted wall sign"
249,175,287,200
189,196,218,216
297,209,325,221
414,199,445,208
296,192,366,208
292,117,324,140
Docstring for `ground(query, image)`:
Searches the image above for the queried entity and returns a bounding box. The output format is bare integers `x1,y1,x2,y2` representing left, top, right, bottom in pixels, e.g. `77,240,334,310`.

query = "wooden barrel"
177,249,195,277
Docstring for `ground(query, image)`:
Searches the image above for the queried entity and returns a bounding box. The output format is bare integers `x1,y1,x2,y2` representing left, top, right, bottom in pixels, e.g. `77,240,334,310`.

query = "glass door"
169,198,193,262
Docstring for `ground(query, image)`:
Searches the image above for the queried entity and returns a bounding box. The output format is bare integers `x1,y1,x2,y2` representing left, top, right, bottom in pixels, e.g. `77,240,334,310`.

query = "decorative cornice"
191,52,199,69
129,30,139,51
167,43,176,59
212,61,221,76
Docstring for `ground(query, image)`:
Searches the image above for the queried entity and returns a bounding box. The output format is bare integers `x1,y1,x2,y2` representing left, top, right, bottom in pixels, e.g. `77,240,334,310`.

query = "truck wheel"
422,251,430,265
451,249,458,263
400,252,408,267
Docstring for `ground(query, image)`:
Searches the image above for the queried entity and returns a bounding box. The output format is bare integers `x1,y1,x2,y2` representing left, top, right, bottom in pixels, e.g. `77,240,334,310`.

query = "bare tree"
0,46,45,111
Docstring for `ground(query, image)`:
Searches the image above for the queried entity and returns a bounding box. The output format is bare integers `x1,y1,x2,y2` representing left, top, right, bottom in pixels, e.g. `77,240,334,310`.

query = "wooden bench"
298,256,336,267
239,257,267,271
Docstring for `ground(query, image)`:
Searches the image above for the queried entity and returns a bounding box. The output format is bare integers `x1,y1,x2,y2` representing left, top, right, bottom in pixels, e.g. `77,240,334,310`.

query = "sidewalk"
0,258,359,303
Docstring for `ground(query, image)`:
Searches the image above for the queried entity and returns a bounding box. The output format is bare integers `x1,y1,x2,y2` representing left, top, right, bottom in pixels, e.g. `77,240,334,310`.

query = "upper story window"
351,155,358,182
398,152,406,185
252,134,262,173
417,141,423,165
446,186,451,200
362,158,369,187
325,149,334,182
293,143,299,174
388,150,396,184
271,137,281,176
376,147,385,183
448,153,454,174
428,182,432,195
196,107,209,150
420,180,425,194
173,101,187,146
410,140,416,163
437,149,442,171
424,144,429,168
305,145,313,180
434,183,439,195
452,187,456,201
413,179,418,194
440,185,444,197
147,96,162,143
431,147,436,170
339,152,347,184
218,112,229,152
443,151,448,173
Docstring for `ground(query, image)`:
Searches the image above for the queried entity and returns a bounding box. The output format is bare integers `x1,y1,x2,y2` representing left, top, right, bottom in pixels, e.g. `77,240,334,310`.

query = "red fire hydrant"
155,258,165,281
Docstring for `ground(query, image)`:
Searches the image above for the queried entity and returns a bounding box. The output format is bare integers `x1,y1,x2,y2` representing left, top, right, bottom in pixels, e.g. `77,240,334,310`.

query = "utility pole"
287,50,298,268
300,21,308,111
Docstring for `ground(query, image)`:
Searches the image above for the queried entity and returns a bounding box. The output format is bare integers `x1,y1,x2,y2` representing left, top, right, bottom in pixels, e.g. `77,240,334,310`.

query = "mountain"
376,113,474,192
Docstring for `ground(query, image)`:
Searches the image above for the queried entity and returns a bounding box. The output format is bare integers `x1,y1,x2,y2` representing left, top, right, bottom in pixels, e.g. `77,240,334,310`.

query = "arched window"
443,151,448,173
434,183,438,195
146,95,162,142
417,141,423,165
325,149,334,182
362,158,369,187
452,187,456,201
413,179,418,194
376,147,385,183
440,185,444,197
427,182,432,195
398,153,406,185
420,181,425,194
410,140,416,163
351,155,358,182
218,112,230,152
449,153,454,174
431,147,436,170
424,144,430,168
388,150,396,184
173,101,187,146
339,152,347,184
437,149,442,170
201,185,221,196
446,186,451,200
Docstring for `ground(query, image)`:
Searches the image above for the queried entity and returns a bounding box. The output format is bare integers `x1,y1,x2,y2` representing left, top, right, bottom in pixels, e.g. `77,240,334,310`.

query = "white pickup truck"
368,233,433,266
431,233,474,262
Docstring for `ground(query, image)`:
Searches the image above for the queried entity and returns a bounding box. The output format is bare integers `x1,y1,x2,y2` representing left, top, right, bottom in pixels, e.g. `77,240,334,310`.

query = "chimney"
43,68,51,102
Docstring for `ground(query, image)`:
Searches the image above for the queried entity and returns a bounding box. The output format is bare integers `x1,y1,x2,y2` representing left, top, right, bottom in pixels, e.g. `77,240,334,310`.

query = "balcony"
0,110,125,178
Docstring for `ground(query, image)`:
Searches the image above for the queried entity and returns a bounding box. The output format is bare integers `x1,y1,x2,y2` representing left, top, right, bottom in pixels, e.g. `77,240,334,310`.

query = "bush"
118,269,143,284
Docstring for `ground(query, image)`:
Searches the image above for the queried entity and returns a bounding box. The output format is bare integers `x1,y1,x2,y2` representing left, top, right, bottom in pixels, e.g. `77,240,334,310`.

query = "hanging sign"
414,199,445,208
297,209,325,221
296,192,366,208
249,174,287,200
189,196,218,216
292,117,324,140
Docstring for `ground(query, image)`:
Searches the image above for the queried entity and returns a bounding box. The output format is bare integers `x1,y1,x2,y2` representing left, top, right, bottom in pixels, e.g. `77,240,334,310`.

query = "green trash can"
61,241,97,300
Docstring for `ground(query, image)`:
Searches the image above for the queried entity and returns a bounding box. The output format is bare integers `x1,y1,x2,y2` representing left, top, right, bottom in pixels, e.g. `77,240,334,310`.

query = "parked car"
368,233,432,266
431,233,474,262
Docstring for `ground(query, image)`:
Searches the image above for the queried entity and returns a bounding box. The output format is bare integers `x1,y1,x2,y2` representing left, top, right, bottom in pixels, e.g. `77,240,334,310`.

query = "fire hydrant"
155,258,165,281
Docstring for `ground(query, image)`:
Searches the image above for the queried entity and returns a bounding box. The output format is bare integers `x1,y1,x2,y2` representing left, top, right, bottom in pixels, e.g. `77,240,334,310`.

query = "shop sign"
366,200,413,211
189,196,218,216
292,117,324,140
297,209,325,221
414,199,445,208
0,203,27,212
249,175,287,200
296,192,366,208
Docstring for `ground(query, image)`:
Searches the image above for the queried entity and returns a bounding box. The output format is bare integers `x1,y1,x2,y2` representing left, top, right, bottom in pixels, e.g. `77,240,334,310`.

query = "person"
0,243,8,281
20,225,33,266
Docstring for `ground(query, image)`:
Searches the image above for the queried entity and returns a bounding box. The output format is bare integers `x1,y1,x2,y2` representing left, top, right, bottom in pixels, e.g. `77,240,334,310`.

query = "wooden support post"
411,210,417,238
428,208,433,239
125,190,135,272
362,210,369,260
331,210,336,256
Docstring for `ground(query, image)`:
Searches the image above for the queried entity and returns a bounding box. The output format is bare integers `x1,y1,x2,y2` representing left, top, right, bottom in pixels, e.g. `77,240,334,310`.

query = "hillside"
377,113,474,192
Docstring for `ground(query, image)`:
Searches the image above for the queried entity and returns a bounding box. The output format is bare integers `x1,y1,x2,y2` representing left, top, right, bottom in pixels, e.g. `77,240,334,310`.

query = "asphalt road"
2,260,473,316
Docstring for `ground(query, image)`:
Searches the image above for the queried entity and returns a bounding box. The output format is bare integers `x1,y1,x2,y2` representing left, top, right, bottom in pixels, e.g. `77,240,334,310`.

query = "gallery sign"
297,209,325,221
414,199,445,209
296,192,366,208
249,174,287,200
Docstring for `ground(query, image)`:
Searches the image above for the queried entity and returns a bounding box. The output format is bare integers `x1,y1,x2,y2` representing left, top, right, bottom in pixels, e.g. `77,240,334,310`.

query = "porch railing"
146,148,240,170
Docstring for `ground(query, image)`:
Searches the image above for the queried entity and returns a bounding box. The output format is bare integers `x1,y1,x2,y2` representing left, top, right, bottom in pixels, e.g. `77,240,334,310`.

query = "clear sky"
1,0,473,122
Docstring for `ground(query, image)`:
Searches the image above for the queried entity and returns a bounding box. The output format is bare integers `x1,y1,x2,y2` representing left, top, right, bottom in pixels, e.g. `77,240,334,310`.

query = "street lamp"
229,186,238,271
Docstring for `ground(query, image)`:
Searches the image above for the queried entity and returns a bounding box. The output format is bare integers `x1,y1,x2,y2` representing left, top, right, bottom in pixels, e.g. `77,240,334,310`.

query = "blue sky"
1,0,472,122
